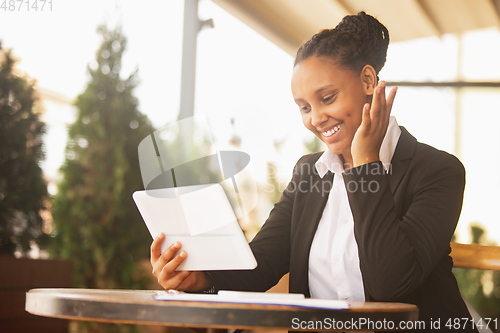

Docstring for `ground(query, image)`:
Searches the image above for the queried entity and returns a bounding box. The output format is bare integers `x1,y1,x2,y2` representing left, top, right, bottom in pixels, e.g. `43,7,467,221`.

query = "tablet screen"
133,183,257,271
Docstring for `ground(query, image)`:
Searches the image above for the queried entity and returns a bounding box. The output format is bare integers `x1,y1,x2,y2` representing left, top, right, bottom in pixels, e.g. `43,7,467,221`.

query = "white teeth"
322,123,342,137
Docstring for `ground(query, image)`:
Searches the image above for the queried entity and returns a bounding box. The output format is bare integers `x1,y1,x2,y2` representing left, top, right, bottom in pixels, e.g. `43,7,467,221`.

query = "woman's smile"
320,122,343,142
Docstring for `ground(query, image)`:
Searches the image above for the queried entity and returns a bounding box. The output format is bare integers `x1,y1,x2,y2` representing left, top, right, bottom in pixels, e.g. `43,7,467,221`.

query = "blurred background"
1,0,500,332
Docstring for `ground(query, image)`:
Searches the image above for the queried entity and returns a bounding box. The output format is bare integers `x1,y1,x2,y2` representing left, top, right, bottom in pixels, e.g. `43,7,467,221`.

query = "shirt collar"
315,116,402,178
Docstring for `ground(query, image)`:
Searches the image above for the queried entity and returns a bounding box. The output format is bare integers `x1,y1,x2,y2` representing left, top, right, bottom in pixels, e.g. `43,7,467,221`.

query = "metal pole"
177,0,213,163
178,0,213,121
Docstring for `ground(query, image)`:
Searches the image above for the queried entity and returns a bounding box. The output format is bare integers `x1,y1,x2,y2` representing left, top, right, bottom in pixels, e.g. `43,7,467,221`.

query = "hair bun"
335,11,389,73
294,11,390,75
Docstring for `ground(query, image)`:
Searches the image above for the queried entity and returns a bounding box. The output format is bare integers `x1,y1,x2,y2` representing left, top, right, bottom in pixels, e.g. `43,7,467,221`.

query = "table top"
26,288,419,331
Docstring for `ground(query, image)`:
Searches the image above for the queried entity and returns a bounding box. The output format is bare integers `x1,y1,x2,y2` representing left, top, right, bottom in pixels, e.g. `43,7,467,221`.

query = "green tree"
50,25,154,294
0,42,49,256
453,225,500,324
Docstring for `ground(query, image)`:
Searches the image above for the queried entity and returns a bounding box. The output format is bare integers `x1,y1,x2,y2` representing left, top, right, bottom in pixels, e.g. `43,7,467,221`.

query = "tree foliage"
453,225,500,324
50,26,155,295
0,42,49,255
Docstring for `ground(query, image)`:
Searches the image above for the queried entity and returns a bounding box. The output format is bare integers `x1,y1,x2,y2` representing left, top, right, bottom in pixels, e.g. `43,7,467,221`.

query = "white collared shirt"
308,116,401,300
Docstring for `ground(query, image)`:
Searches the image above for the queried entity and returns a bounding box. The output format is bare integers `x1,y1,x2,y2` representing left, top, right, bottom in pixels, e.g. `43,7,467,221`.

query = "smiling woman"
291,12,396,170
291,57,385,167
149,11,477,332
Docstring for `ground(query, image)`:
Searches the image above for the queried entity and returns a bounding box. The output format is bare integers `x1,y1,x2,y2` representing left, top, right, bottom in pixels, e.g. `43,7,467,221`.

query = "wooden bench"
450,242,500,333
450,241,500,270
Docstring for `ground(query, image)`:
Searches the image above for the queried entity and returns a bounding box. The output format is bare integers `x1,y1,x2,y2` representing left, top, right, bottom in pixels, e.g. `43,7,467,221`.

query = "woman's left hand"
351,81,398,168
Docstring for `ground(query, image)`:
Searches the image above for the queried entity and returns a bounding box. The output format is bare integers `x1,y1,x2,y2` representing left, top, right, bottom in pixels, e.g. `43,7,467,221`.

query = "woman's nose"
311,107,328,128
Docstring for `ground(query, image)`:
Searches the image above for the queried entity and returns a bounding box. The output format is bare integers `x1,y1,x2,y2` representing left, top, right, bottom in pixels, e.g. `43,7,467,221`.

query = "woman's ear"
360,65,377,95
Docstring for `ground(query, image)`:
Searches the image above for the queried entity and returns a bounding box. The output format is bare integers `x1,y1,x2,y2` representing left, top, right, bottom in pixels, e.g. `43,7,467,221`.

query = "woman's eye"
300,105,310,113
323,94,335,103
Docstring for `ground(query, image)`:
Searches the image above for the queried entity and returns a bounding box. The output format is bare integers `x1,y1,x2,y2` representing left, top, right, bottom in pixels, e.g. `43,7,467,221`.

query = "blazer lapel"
388,126,417,194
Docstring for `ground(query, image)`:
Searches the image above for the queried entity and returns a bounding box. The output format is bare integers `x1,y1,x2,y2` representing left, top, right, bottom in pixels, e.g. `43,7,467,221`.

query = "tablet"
133,183,257,271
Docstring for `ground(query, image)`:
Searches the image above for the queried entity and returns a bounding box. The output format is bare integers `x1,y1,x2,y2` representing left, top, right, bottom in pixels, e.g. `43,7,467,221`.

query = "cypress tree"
0,42,49,256
50,25,155,294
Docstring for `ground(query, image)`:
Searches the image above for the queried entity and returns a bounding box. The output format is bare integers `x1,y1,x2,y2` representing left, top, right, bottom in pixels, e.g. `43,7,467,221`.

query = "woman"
151,12,476,332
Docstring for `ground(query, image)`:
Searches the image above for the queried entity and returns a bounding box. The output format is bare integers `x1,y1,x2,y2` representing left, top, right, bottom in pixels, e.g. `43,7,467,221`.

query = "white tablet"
133,183,257,271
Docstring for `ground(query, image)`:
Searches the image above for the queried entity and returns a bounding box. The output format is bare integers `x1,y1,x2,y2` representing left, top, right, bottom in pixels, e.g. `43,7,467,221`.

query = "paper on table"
153,290,349,310
217,290,305,300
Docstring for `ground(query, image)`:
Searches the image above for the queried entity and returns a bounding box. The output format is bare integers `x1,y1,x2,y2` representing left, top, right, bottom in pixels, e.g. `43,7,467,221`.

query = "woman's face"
291,56,371,157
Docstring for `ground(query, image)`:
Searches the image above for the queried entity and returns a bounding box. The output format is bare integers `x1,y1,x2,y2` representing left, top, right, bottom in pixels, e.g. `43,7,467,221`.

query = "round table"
26,288,419,331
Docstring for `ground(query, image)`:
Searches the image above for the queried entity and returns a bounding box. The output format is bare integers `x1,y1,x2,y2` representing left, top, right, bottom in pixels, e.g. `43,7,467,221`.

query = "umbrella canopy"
211,0,500,55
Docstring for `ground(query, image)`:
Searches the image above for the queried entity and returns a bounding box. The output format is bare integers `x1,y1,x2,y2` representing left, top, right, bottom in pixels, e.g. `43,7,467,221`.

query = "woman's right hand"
150,233,212,291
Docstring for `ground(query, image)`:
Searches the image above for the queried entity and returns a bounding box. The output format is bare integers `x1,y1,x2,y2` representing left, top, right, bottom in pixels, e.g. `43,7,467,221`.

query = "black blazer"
210,127,477,332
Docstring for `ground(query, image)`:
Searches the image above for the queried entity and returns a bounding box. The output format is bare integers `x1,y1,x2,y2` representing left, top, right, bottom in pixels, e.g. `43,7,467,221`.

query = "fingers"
380,81,387,116
149,237,199,291
369,81,396,126
386,86,398,112
378,81,389,129
361,103,371,127
351,81,396,167
150,233,165,264
378,81,399,115
370,81,382,119
152,241,182,275
157,251,190,289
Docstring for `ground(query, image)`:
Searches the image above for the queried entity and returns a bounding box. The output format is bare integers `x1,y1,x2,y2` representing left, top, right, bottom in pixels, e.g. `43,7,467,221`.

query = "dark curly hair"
294,12,389,77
